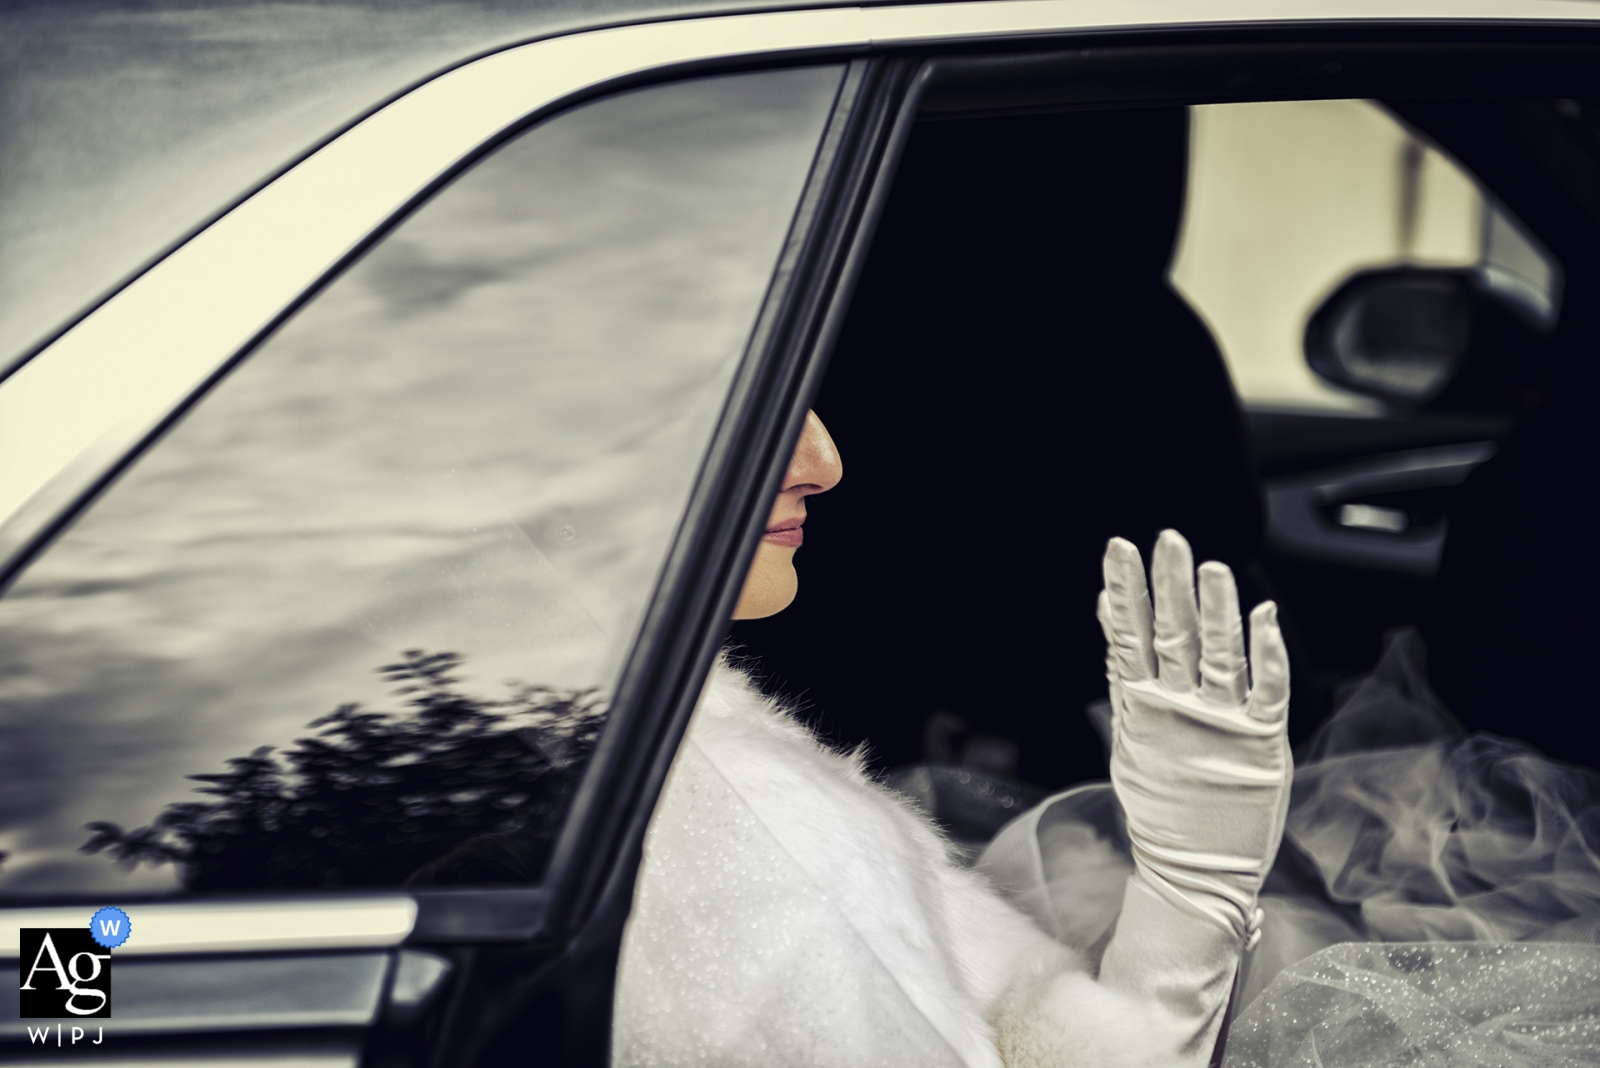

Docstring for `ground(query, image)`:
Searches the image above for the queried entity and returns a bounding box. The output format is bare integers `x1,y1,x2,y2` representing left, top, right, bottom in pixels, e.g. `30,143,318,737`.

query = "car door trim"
1264,441,1496,575
0,952,391,1038
0,897,415,959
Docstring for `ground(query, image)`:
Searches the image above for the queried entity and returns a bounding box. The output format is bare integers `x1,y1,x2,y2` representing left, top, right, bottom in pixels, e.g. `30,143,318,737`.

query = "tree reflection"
81,651,605,891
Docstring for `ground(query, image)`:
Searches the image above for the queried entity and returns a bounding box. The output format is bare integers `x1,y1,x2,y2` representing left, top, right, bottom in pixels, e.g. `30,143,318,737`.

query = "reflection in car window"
0,65,843,898
1171,99,1559,413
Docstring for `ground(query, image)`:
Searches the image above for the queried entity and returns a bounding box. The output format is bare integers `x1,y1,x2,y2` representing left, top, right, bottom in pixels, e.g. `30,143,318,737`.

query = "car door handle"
1264,441,1494,575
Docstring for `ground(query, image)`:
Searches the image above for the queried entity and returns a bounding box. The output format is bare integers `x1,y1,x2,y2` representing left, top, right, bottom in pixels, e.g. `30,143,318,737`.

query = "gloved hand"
1094,530,1291,1062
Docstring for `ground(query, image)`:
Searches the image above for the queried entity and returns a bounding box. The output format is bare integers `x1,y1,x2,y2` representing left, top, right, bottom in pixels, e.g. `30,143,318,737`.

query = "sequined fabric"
1223,942,1600,1068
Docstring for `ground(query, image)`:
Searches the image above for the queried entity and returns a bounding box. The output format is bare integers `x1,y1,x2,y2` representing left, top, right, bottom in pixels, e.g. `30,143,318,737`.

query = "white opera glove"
1094,530,1291,1062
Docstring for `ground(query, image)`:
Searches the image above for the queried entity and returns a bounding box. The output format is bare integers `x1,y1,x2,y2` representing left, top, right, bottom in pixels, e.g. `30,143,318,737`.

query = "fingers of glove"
1097,589,1118,681
1197,561,1248,707
1102,538,1156,682
1150,529,1200,694
1097,589,1130,732
1245,600,1290,724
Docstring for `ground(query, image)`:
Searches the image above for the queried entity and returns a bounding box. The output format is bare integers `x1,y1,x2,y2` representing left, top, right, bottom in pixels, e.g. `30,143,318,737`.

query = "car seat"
733,106,1265,788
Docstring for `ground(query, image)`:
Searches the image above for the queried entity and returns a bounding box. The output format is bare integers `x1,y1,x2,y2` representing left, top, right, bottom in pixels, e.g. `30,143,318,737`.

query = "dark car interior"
734,103,1263,791
733,46,1600,815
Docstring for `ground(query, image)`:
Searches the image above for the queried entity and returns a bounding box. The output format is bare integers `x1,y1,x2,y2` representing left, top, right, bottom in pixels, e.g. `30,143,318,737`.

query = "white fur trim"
613,657,1185,1067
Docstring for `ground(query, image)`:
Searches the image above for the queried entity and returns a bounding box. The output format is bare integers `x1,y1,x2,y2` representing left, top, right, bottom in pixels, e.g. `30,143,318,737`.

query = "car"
3,1,1599,1064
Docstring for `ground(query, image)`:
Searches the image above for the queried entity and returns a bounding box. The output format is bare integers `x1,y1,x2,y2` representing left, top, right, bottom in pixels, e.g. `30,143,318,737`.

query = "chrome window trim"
0,897,416,959
1,0,1599,585
0,952,390,1037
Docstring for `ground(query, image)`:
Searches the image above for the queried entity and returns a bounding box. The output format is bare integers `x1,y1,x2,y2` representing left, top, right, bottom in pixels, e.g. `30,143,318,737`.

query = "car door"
0,27,925,1064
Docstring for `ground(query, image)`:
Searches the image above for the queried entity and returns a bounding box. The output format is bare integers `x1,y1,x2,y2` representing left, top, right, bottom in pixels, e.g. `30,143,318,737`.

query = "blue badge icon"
89,906,131,949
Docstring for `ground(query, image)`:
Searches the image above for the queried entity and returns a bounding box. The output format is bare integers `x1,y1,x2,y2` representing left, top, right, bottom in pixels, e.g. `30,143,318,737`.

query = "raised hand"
1097,529,1291,941
1094,530,1292,1063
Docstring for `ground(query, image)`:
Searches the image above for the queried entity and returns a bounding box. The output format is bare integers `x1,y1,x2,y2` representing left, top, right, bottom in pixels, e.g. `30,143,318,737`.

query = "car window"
0,65,843,899
1171,98,1559,415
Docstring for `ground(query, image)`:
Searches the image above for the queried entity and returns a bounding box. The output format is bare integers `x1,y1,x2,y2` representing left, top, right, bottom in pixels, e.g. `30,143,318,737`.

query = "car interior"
732,45,1600,838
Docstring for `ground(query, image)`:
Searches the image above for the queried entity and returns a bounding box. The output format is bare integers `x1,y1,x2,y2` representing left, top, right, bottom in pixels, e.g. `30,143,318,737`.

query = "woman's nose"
784,410,842,494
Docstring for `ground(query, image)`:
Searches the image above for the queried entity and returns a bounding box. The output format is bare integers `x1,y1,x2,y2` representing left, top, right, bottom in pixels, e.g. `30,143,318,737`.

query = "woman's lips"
762,520,804,548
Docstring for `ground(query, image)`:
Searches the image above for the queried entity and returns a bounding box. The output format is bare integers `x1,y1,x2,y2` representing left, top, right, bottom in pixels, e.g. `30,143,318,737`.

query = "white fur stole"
612,658,1184,1067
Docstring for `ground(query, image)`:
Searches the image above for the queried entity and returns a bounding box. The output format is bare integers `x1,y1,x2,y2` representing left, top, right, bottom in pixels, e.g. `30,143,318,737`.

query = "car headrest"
890,106,1190,294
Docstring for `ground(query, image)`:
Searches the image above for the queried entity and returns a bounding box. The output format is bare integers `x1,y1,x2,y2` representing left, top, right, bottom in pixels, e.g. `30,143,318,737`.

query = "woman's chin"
732,552,798,620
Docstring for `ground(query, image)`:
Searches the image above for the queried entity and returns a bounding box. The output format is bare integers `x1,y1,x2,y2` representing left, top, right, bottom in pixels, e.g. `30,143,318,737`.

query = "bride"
613,411,1293,1067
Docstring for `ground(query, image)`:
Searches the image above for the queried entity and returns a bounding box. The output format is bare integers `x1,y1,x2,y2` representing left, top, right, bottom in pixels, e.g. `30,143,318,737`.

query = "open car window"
0,65,844,901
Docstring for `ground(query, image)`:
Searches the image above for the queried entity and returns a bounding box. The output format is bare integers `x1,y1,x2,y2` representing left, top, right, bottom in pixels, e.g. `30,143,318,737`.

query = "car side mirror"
1305,266,1552,407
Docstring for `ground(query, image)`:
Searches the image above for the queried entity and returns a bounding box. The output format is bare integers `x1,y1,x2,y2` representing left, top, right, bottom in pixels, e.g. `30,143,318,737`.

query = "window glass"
1171,99,1559,413
0,65,843,898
